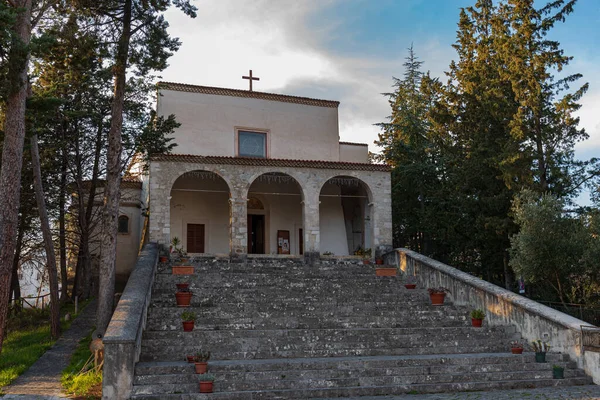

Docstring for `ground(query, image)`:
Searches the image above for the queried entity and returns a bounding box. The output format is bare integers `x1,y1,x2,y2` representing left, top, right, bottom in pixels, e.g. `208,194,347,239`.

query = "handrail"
102,242,158,399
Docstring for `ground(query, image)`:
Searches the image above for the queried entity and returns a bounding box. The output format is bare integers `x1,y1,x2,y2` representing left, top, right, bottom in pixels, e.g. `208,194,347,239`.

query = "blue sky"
162,0,599,201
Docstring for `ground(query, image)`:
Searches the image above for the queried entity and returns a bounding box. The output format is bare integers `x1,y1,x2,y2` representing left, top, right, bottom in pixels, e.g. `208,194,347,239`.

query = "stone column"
229,192,247,260
148,162,171,247
302,188,320,264
371,174,393,257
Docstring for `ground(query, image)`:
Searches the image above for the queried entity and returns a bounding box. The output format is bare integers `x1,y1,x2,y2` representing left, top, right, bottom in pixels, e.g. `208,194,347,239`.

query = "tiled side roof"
157,82,340,109
150,154,391,172
339,141,368,146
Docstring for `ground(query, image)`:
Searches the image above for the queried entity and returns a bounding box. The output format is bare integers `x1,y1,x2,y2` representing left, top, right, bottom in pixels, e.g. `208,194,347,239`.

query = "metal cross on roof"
242,70,260,91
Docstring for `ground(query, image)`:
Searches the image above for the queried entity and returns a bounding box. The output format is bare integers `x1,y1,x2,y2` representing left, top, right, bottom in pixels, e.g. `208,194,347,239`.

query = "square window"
238,131,266,158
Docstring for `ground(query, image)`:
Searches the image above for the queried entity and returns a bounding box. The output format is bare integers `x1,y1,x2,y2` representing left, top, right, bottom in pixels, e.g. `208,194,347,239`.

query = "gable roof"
150,154,390,172
157,82,340,109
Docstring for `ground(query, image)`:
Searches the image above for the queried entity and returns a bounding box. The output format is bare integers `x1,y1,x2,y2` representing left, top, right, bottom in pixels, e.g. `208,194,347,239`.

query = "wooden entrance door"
247,215,265,254
187,224,205,253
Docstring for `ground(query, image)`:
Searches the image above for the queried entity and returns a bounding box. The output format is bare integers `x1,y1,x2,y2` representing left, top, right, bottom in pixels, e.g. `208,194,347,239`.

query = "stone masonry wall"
148,161,392,258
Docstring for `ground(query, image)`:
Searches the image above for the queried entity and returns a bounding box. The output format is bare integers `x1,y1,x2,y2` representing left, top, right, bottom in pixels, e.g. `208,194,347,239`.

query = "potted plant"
532,340,551,363
470,309,485,327
427,287,450,305
171,236,190,262
194,350,211,374
510,340,524,354
186,355,195,363
354,248,372,264
175,284,192,307
171,237,194,274
198,373,215,393
159,253,169,263
181,310,196,332
552,365,564,379
404,276,417,289
375,257,384,265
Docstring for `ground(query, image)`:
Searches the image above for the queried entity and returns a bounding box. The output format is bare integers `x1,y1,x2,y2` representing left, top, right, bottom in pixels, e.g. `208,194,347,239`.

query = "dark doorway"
187,223,205,253
247,214,265,254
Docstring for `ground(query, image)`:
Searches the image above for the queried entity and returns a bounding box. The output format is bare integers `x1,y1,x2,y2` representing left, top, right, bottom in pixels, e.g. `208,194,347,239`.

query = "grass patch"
0,298,91,393
61,330,102,399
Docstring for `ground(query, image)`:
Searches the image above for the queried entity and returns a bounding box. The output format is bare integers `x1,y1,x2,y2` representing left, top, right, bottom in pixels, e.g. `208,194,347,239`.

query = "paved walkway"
2,299,97,399
339,385,600,399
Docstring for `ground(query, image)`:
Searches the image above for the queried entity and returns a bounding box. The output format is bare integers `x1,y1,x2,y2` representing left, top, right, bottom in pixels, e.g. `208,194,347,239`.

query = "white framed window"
237,130,267,158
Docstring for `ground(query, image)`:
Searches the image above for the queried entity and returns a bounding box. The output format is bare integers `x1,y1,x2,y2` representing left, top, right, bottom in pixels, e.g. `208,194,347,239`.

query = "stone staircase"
130,258,592,399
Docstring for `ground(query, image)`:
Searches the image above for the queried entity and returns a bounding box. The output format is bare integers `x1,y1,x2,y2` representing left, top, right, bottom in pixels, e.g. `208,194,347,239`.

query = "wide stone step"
142,325,515,340
147,301,443,314
149,290,434,304
135,356,580,386
139,340,518,362
134,353,572,376
145,308,472,330
130,376,593,399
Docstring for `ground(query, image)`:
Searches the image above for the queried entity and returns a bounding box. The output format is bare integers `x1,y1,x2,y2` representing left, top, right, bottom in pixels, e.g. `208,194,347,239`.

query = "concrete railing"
385,248,600,384
102,242,159,400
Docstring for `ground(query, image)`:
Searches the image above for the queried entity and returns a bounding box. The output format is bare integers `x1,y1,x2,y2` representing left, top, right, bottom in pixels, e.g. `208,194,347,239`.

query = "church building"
120,78,392,274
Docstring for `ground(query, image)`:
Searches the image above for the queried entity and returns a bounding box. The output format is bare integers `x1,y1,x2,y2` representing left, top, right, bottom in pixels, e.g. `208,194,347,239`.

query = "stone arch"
244,169,306,201
246,172,304,255
169,169,233,255
318,175,374,256
166,164,235,197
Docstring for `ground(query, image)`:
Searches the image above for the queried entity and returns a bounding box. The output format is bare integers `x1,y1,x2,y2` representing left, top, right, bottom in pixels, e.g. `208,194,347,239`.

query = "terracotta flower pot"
159,256,168,263
471,318,483,327
172,265,194,275
375,259,384,265
429,292,446,305
363,259,370,265
194,362,208,374
186,355,195,363
176,291,193,307
404,284,417,289
199,381,213,393
182,321,194,332
180,257,189,263
176,283,190,291
376,268,397,276
511,347,523,354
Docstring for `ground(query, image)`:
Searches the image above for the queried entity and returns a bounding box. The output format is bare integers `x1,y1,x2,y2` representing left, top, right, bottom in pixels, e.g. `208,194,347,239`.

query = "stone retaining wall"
102,243,158,400
385,248,600,384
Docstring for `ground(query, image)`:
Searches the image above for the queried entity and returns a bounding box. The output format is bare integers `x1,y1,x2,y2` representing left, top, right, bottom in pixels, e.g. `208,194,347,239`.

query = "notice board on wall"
277,230,290,254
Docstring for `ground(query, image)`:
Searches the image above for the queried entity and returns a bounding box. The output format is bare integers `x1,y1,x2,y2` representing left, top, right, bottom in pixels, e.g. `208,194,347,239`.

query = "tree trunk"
0,0,32,355
503,250,513,290
97,0,132,334
72,118,104,301
59,130,68,302
10,216,25,311
31,134,61,339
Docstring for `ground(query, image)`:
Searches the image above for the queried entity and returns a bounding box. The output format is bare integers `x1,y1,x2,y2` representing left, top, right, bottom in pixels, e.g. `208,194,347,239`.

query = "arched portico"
318,176,374,256
169,170,231,254
245,172,304,255
148,156,392,260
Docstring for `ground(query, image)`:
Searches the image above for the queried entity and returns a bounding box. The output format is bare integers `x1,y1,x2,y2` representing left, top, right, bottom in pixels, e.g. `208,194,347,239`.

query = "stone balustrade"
385,248,600,384
102,242,159,400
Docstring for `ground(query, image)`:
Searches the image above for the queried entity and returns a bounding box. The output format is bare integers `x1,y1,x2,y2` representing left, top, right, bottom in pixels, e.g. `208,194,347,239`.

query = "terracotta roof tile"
339,141,368,146
150,154,390,172
157,82,340,108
